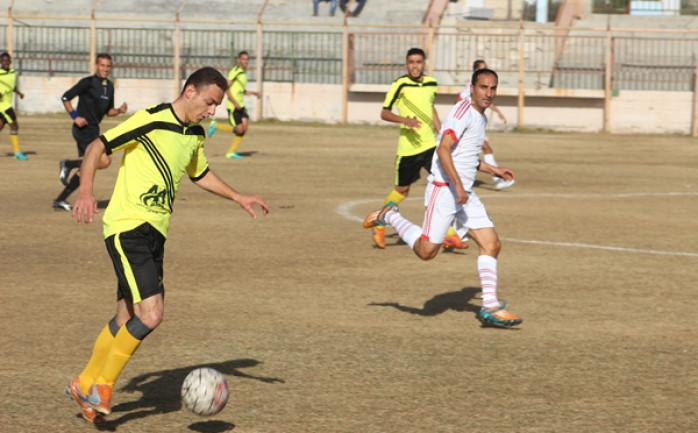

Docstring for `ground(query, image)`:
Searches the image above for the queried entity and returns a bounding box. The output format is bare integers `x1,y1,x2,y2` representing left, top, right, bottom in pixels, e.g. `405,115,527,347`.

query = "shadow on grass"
369,286,522,329
92,358,284,431
369,286,481,317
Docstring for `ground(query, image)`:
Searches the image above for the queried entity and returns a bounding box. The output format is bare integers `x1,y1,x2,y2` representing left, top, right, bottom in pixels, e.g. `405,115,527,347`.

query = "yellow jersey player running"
65,67,269,425
207,50,261,159
0,52,27,160
373,47,466,250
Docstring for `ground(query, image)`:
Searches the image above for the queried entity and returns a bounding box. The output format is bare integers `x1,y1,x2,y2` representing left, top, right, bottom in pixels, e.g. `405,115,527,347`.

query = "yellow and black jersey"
0,67,18,110
225,65,248,110
383,74,438,157
100,103,208,239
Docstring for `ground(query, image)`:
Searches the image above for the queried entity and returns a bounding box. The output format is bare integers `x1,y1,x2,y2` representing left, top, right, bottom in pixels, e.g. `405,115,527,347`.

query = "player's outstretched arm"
193,170,270,219
72,139,105,224
478,160,514,181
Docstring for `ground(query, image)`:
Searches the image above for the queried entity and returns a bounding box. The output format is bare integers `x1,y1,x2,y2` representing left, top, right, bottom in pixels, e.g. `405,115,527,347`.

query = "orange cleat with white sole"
65,378,106,425
87,383,113,415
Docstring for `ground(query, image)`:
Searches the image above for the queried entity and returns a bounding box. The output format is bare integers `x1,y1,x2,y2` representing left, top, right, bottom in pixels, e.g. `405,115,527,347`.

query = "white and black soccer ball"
181,367,229,416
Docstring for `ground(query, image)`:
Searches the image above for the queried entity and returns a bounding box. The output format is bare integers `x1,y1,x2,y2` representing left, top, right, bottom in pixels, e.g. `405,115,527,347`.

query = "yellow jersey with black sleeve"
100,103,208,239
225,65,247,111
0,67,18,111
383,74,438,157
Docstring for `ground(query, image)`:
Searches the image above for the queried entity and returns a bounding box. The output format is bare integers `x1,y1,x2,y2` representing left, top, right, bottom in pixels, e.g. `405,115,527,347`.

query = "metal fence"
2,22,697,92
592,0,698,15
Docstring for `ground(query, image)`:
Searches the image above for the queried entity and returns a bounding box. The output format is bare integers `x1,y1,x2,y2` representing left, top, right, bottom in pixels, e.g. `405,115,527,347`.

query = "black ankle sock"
56,173,80,201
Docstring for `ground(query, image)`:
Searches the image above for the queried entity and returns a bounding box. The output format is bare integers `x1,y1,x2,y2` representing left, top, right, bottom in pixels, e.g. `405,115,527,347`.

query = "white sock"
483,153,501,182
478,255,499,308
386,211,422,249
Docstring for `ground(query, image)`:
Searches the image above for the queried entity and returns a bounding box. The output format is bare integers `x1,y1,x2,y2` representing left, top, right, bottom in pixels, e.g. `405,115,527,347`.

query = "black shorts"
72,124,100,157
0,107,17,125
105,223,166,304
227,107,249,130
395,147,436,187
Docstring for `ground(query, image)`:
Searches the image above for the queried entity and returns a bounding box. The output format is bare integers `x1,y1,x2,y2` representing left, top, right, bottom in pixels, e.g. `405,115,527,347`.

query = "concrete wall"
14,77,696,135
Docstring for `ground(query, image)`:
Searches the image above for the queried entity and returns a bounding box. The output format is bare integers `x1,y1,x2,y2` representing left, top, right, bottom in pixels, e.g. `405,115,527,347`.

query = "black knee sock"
66,159,81,170
56,173,80,201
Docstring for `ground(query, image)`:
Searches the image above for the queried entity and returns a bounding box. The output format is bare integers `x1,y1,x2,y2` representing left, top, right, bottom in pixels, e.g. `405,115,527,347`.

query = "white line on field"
336,192,698,258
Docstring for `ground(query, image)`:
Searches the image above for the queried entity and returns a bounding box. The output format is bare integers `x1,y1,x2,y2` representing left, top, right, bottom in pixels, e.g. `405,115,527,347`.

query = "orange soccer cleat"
65,378,106,425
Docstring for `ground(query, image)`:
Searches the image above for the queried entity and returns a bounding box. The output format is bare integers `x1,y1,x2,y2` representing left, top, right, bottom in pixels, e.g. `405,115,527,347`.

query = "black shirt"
62,75,115,127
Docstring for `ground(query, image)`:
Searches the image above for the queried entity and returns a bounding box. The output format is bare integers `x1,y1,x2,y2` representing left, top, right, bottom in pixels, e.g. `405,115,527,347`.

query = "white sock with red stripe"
386,211,421,249
478,255,500,308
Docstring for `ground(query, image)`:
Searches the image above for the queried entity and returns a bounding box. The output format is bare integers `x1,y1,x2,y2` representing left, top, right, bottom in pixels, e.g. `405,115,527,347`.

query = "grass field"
1,115,697,432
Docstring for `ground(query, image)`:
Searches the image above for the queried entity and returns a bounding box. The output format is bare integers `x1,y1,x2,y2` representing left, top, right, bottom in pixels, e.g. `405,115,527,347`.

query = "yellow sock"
95,326,142,387
10,133,20,153
446,226,456,237
216,123,234,133
227,135,244,155
78,323,117,394
384,190,407,205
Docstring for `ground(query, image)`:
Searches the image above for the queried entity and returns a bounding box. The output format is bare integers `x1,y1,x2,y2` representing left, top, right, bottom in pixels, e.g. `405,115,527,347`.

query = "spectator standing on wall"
313,0,337,16
340,0,367,17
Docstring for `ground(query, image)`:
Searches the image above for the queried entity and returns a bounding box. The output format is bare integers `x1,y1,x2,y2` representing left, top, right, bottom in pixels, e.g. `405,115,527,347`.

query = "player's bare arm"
71,138,106,224
193,170,270,219
478,160,514,181
381,108,421,130
436,132,469,204
107,102,127,117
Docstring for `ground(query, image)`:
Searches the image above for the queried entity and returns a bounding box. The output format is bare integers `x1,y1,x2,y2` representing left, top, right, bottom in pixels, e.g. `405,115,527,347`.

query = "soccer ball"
181,367,229,416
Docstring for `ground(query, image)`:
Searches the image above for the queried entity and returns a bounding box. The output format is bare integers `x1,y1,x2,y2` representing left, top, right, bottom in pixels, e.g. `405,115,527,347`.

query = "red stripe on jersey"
443,129,458,142
453,99,471,119
431,180,449,186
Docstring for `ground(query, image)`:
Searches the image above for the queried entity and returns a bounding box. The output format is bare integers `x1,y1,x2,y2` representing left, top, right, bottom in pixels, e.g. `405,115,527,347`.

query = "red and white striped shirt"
430,98,487,191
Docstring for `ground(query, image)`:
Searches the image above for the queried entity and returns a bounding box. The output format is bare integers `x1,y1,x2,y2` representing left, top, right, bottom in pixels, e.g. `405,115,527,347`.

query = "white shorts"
420,180,494,244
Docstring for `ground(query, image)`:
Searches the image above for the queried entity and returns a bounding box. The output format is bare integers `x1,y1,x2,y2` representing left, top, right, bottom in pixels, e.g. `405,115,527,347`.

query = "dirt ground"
1,115,697,433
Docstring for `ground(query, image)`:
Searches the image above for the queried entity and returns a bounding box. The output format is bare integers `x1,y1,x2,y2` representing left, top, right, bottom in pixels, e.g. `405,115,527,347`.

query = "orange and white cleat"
65,378,106,425
87,383,113,415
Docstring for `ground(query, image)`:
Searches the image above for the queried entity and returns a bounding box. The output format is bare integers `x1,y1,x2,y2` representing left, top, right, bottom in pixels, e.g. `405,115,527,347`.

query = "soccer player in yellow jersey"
207,51,261,159
0,52,27,160
65,67,269,425
373,48,467,250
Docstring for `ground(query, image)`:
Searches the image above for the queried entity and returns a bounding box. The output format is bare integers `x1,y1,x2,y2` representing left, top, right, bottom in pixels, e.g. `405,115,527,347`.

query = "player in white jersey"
363,68,522,328
457,59,514,191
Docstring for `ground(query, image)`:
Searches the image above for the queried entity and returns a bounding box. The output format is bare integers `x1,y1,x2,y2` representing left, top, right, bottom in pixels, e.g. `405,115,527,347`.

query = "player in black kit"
53,53,127,211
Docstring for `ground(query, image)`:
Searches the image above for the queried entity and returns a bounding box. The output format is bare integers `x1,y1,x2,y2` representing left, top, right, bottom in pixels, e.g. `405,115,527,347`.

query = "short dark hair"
406,48,426,60
471,68,498,85
237,51,249,58
0,52,11,60
181,67,228,95
96,53,112,62
472,59,486,71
